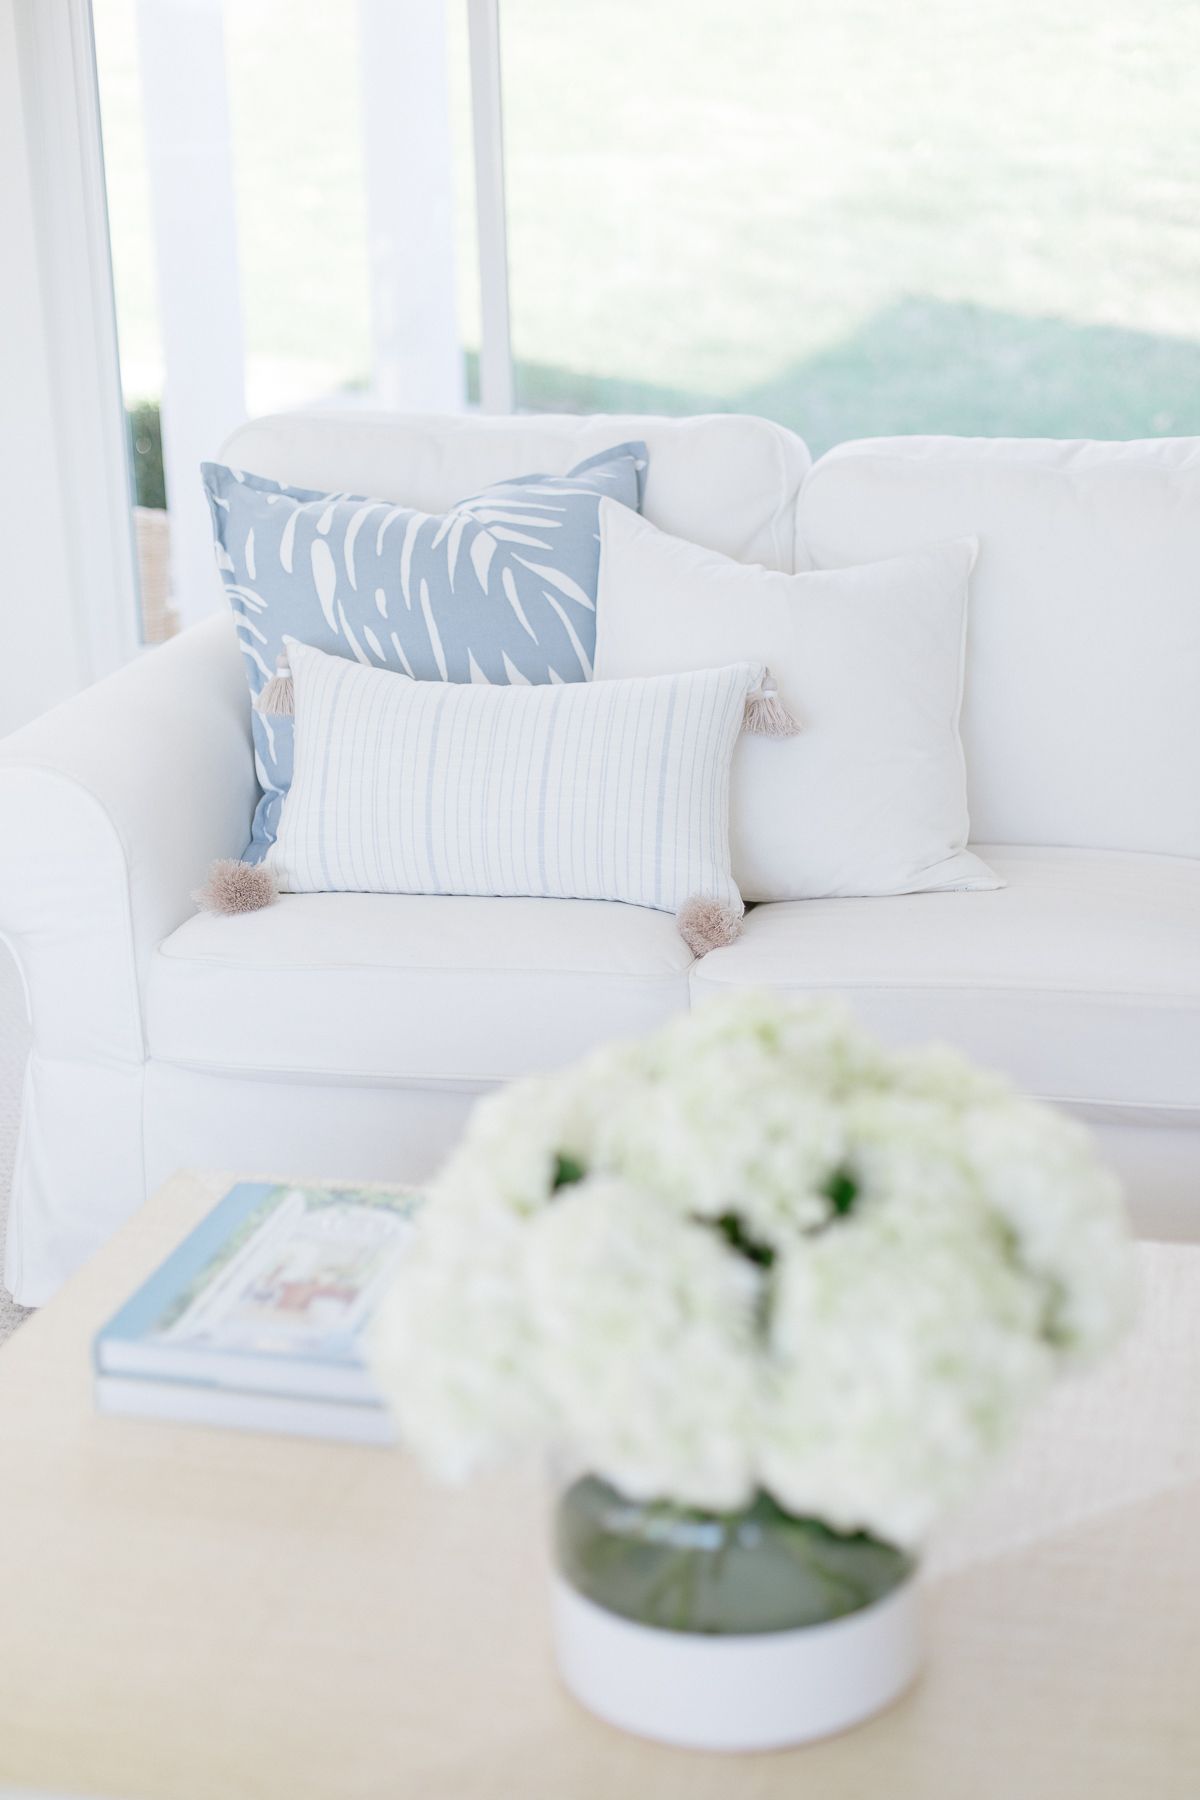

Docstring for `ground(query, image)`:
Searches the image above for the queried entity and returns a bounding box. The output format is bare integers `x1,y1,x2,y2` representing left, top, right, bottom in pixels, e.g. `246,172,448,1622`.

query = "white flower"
367,1190,538,1480
958,1103,1135,1360
368,992,1135,1547
525,1176,760,1510
760,1204,1052,1543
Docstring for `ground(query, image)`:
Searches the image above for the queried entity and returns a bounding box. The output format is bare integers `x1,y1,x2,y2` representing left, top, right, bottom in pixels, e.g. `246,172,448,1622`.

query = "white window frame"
466,0,514,412
3,0,140,729
135,0,246,633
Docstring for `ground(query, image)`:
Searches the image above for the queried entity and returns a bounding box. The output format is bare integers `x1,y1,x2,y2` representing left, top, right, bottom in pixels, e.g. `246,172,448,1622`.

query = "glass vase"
552,1474,920,1750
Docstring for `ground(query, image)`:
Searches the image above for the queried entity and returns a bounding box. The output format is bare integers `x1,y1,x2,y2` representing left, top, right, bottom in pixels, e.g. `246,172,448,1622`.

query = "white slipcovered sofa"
3,411,1198,1304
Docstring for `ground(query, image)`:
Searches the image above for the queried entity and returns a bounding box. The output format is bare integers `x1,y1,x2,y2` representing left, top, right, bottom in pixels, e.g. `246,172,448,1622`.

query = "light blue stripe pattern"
271,642,754,914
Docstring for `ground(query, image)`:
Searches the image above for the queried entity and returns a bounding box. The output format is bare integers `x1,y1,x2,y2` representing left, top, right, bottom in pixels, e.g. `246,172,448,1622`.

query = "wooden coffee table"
0,1173,1196,1799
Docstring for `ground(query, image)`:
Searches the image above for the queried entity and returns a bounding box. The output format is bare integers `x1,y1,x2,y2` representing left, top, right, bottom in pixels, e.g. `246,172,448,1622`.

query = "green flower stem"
557,1476,914,1636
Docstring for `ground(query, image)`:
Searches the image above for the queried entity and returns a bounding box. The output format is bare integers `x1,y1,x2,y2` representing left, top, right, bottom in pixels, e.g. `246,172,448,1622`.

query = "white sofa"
3,411,1198,1303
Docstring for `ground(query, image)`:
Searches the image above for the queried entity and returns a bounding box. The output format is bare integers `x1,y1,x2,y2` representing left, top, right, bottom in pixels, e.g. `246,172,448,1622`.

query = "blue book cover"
94,1182,420,1403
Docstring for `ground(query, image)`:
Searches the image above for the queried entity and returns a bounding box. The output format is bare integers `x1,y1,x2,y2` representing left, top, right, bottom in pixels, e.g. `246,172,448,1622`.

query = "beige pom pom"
676,896,744,957
194,859,278,915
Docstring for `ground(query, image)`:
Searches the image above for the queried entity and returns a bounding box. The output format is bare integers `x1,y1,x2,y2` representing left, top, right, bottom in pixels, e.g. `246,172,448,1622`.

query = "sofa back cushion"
218,414,1200,858
796,436,1200,858
219,411,811,575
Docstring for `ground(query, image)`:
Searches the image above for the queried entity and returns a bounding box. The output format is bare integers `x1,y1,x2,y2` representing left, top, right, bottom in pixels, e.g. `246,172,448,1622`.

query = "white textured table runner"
929,1241,1200,1574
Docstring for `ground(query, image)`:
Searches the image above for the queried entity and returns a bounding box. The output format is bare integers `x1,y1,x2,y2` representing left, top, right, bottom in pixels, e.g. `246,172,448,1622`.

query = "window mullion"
466,0,514,413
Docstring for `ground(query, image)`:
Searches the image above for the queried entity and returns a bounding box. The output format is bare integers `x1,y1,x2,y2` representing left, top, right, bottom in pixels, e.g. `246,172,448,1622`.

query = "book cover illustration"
154,1186,416,1360
100,1183,420,1372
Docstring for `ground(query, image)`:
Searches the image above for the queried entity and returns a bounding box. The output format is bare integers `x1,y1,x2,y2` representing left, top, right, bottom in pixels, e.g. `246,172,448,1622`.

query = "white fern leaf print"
465,497,568,519
500,567,539,642
445,512,468,589
236,637,274,683
469,530,496,592
540,588,593,677
374,505,407,554
512,555,595,611
336,598,373,665
343,503,378,588
311,538,338,632
488,527,554,549
418,578,448,679
399,512,424,608
224,583,268,614
280,507,299,573
466,506,563,530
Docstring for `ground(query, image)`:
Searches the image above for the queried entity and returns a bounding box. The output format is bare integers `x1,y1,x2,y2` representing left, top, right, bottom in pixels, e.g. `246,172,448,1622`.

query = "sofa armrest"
0,613,254,1063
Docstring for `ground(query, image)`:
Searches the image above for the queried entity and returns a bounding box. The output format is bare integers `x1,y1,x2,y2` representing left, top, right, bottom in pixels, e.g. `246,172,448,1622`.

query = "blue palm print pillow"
202,442,648,861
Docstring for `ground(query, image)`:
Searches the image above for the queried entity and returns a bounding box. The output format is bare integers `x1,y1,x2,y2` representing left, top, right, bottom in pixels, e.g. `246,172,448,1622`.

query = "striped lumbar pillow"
269,639,757,917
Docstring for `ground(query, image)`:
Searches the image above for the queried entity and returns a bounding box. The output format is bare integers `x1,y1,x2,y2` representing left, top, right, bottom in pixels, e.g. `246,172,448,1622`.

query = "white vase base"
552,1573,920,1752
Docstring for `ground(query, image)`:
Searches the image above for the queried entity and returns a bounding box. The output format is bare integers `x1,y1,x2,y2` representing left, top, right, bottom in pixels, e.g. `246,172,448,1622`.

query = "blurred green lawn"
96,0,1200,457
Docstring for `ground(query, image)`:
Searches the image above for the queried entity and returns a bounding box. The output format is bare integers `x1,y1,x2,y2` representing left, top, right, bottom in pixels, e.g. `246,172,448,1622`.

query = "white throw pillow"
594,501,1000,901
271,638,756,914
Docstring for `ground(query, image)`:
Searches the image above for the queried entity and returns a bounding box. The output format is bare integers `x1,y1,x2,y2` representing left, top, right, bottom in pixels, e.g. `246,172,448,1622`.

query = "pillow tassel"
256,648,294,718
744,669,801,738
194,859,278,915
676,896,744,956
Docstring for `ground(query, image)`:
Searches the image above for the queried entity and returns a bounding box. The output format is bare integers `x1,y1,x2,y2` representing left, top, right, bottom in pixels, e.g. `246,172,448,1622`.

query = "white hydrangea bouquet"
369,993,1134,1750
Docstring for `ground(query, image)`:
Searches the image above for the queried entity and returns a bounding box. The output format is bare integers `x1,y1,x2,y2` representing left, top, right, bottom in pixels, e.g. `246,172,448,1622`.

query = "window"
92,0,476,638
499,0,1200,452
92,0,1200,648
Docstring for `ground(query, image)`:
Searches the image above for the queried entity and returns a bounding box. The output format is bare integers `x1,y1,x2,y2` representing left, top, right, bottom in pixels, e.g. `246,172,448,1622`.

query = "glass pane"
93,0,474,638
93,0,168,643
447,0,483,404
499,0,1200,453
223,3,371,415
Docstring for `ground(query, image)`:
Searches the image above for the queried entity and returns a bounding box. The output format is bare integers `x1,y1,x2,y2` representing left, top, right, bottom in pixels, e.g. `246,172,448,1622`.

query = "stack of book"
94,1180,419,1443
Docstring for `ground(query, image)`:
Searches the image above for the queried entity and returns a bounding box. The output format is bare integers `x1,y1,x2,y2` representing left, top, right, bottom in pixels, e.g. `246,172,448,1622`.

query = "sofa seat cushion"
692,847,1200,1115
149,893,693,1084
